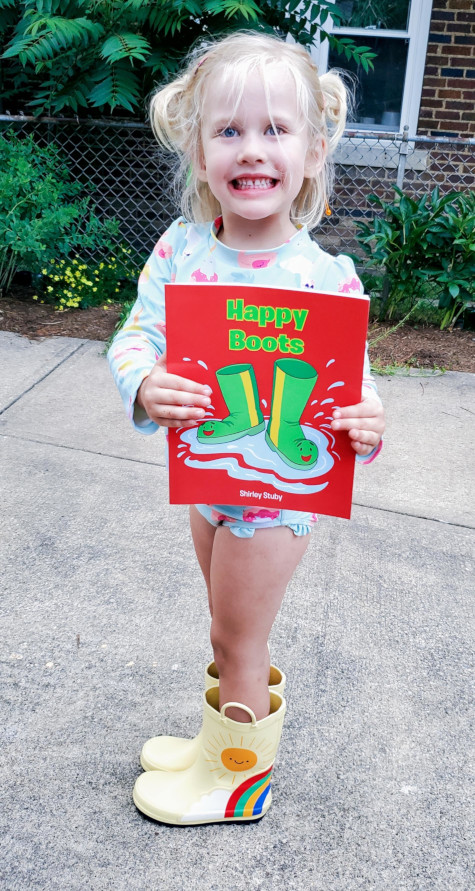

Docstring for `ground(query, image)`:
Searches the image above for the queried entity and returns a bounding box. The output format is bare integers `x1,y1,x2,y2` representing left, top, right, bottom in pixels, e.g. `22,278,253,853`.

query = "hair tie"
194,55,208,76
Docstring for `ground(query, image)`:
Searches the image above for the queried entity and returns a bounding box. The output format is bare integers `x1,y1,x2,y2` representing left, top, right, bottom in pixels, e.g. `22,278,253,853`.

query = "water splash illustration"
177,426,334,495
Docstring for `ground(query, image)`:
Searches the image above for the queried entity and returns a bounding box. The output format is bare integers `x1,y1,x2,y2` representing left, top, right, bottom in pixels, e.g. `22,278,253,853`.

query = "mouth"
231,177,278,191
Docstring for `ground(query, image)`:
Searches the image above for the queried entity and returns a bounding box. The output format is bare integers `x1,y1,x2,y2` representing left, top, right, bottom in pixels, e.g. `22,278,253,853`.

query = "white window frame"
311,0,433,136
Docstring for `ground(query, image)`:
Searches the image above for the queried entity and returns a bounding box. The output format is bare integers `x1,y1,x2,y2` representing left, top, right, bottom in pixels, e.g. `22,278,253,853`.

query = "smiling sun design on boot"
205,731,274,785
200,729,276,821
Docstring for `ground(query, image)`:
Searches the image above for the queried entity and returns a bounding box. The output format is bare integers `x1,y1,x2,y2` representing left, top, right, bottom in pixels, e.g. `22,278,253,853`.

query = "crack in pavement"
0,340,88,416
1,431,473,531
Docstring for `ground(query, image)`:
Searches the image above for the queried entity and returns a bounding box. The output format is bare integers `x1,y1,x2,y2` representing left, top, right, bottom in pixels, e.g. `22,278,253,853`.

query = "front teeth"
234,178,275,189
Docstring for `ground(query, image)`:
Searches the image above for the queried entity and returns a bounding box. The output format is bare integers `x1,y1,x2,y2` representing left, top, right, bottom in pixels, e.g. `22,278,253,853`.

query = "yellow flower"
47,285,54,293
33,295,38,300
41,268,47,275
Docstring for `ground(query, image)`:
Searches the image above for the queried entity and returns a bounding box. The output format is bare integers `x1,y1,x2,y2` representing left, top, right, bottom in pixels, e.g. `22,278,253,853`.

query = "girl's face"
197,65,320,248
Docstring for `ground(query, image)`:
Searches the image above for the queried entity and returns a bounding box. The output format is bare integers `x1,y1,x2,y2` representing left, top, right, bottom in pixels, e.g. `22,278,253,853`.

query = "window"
313,0,432,135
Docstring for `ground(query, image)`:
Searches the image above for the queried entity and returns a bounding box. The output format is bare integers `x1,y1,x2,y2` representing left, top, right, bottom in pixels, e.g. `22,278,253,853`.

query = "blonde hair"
149,31,347,230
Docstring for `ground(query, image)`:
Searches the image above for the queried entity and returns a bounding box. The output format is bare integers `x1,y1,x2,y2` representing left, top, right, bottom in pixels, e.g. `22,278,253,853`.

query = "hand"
136,353,212,428
331,393,385,457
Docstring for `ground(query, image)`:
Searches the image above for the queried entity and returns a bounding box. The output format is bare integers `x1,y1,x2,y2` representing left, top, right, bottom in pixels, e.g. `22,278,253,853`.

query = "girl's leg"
189,505,216,616
209,525,308,722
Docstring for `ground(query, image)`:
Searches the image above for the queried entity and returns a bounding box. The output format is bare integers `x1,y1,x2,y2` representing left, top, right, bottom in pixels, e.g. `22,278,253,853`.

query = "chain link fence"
1,115,474,268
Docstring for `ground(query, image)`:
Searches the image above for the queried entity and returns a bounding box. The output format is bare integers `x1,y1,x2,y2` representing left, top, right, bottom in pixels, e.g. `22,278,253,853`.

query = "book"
165,283,369,519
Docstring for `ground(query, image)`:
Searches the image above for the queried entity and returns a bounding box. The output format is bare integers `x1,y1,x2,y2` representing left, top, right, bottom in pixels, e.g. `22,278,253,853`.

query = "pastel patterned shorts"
195,504,318,539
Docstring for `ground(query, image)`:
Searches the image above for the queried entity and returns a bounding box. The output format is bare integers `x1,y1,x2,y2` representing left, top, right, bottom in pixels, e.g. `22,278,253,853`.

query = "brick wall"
419,0,475,137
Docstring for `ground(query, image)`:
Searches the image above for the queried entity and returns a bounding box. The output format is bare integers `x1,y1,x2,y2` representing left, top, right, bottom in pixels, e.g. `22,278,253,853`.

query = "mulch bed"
367,322,475,373
1,289,474,373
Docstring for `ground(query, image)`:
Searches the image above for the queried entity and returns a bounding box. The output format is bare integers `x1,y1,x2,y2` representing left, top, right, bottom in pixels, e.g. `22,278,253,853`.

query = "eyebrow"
207,112,297,131
209,119,236,131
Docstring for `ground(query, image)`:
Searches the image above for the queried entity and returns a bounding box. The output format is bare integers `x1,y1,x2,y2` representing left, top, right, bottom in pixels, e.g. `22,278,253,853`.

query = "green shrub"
35,250,141,311
353,187,475,328
0,131,118,295
1,1,375,116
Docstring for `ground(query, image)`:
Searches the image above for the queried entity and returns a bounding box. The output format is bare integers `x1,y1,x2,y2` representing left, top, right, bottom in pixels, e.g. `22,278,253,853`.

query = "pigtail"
149,75,193,154
148,48,220,223
319,71,348,155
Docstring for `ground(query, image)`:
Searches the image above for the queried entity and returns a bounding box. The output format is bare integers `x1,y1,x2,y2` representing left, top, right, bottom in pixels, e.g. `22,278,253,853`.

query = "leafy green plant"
1,0,375,116
425,192,475,328
35,249,140,311
334,0,409,30
0,131,118,295
353,187,475,328
107,296,136,346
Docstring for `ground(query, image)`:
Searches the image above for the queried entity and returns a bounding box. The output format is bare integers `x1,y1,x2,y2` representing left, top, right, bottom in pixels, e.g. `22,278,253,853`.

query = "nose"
236,131,267,165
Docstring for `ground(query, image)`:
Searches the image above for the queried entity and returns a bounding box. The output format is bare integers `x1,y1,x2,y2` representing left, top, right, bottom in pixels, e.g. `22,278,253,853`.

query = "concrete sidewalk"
1,330,473,890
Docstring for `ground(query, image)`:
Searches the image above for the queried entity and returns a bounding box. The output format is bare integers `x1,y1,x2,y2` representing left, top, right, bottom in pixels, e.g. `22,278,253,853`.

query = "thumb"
155,351,167,370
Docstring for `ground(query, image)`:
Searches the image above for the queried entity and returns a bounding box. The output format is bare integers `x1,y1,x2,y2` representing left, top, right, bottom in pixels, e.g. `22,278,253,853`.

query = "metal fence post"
396,125,410,190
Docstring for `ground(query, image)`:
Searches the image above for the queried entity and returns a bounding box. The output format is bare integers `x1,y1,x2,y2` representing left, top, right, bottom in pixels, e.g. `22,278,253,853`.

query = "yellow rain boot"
140,661,285,771
133,688,286,825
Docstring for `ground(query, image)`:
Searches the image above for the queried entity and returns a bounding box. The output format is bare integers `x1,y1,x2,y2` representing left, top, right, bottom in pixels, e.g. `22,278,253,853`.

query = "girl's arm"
330,256,385,463
332,343,384,464
108,221,209,432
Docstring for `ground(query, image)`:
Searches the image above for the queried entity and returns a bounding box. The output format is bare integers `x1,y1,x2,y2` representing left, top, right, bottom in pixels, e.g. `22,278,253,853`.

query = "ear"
304,137,326,178
196,150,208,183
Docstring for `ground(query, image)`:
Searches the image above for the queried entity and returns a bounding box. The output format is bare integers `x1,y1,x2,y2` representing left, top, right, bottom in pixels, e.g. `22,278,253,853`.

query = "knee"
209,622,233,668
210,621,267,673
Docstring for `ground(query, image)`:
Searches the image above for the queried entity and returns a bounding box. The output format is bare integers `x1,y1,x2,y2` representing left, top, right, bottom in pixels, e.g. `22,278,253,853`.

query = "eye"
221,126,238,138
266,124,284,136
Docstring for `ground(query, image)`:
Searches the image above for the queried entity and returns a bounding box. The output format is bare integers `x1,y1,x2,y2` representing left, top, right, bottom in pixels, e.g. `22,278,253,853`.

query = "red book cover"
165,283,369,519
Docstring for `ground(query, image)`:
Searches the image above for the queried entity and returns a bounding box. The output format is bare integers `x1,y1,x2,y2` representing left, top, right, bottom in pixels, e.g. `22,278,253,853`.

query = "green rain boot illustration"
265,358,318,470
198,363,265,444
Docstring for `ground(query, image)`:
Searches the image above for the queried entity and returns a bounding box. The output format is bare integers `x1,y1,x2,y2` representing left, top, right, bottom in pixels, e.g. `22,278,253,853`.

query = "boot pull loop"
220,703,257,725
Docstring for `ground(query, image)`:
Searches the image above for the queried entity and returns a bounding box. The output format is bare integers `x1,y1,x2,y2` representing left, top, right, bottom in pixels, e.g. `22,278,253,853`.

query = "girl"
108,31,385,825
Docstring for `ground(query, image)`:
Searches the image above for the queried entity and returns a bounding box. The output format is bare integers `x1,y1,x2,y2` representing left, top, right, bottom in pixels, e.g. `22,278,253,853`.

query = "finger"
152,403,208,423
332,401,378,420
153,354,212,397
158,417,200,429
331,415,381,433
150,386,212,408
152,371,212,398
348,428,378,446
164,372,212,395
151,369,212,394
351,440,375,456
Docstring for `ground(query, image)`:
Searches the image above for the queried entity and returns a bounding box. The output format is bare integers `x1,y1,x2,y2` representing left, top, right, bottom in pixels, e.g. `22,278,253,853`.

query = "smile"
232,178,277,190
